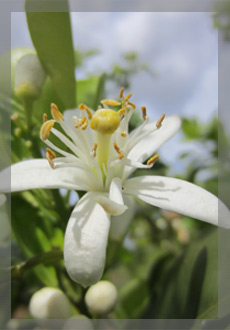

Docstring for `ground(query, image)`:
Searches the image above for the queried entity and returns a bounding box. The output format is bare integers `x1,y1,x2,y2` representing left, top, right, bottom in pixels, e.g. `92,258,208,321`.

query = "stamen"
40,120,55,140
156,113,165,129
79,104,92,120
118,153,124,160
51,103,64,122
147,154,159,166
43,113,48,122
81,117,88,130
141,106,147,120
118,108,126,117
127,101,136,109
113,142,122,154
101,99,121,106
119,87,124,98
46,148,56,168
92,143,98,157
124,93,133,101
120,131,127,137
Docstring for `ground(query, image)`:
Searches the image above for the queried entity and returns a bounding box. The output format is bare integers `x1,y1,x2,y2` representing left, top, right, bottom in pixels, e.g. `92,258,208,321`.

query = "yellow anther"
46,148,56,168
127,101,136,109
79,103,92,120
81,117,88,130
118,153,124,160
101,99,121,106
141,106,147,120
147,154,159,166
113,142,122,154
118,108,126,117
119,87,125,98
43,113,48,122
92,143,98,157
124,93,133,101
40,120,55,140
51,103,64,122
121,100,125,108
90,109,120,135
120,131,127,137
156,113,165,128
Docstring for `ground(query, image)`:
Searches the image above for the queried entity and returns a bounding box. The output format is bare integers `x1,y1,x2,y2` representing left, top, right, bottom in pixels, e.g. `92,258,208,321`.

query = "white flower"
1,90,229,287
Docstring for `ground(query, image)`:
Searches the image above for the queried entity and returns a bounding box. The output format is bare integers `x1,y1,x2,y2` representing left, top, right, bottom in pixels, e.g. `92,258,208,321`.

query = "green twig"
11,249,63,280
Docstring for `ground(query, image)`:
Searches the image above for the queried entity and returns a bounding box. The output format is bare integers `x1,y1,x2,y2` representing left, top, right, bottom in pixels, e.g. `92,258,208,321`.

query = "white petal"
94,193,127,216
64,193,111,287
110,196,136,241
0,159,89,193
123,115,181,179
124,176,230,228
109,177,123,204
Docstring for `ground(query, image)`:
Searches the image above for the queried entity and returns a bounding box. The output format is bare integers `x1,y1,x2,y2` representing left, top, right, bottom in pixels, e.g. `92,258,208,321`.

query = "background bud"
85,281,118,316
29,287,72,319
14,53,46,101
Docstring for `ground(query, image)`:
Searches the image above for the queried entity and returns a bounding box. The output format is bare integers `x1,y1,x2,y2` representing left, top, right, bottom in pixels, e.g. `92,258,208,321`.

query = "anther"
113,142,122,154
40,120,55,140
46,148,56,168
79,103,92,120
118,153,124,160
81,117,88,130
141,106,147,120
118,108,126,117
101,99,121,106
147,154,159,166
43,113,48,122
128,101,136,109
124,93,133,101
119,87,125,98
51,103,64,122
120,131,127,137
92,143,98,157
156,113,165,129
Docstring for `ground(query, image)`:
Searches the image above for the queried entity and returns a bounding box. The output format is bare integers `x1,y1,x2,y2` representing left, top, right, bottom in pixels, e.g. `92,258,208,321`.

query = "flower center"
90,109,120,135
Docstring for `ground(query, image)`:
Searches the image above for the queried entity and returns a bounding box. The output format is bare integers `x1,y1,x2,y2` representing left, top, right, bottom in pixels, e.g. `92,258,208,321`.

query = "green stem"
23,98,34,130
11,249,63,280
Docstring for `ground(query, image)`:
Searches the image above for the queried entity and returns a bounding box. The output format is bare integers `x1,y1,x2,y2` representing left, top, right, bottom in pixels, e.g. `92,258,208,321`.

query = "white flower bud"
85,281,118,316
14,53,46,101
29,287,72,319
63,315,94,330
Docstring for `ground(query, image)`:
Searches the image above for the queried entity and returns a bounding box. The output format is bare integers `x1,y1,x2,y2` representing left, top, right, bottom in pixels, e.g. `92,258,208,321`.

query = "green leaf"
144,228,218,319
76,75,105,110
25,8,76,109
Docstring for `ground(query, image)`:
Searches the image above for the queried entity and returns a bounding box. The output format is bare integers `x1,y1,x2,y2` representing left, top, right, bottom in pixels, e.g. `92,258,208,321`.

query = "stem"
23,98,34,130
11,249,63,280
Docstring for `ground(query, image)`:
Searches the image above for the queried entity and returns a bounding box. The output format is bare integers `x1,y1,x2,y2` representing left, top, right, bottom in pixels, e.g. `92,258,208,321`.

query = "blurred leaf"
75,49,100,68
25,8,76,109
11,195,58,286
76,75,105,110
181,118,203,139
144,228,218,319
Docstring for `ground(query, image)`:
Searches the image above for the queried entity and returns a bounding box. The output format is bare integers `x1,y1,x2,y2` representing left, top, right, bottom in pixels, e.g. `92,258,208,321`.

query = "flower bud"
14,53,46,101
29,287,72,319
85,281,118,316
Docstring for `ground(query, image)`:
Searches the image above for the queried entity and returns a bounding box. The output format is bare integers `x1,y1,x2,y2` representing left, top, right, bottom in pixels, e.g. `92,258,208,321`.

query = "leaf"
25,7,76,109
143,228,218,319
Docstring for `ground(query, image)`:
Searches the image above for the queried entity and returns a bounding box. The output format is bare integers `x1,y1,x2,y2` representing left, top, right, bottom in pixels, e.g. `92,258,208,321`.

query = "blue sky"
11,12,218,173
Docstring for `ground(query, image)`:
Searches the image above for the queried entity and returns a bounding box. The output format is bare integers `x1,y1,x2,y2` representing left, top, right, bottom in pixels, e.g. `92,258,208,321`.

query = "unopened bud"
29,287,72,319
14,54,46,101
85,281,118,316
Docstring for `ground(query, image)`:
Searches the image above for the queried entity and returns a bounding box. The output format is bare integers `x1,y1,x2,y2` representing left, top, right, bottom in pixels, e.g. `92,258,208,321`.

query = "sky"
11,12,218,173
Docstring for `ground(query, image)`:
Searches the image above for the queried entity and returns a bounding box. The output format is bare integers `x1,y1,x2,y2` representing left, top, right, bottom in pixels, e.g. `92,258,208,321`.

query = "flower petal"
0,159,89,193
93,193,127,216
124,176,230,228
109,177,124,204
110,196,136,241
64,193,111,287
123,115,181,179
